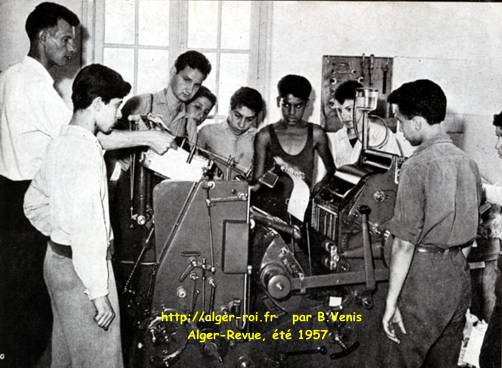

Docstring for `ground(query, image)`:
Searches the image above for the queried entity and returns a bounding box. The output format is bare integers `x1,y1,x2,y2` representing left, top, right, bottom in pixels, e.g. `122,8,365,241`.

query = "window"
187,0,251,115
85,0,271,120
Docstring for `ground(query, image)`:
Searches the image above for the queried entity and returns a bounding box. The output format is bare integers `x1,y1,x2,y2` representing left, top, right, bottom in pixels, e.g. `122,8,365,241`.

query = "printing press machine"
107,119,404,367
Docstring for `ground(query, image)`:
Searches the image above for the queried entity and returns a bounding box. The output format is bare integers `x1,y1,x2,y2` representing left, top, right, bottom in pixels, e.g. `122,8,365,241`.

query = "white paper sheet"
462,320,487,367
142,148,208,181
285,171,310,221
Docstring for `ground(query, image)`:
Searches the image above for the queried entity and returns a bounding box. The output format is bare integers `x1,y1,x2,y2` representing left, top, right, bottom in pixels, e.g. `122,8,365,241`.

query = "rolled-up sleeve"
386,167,425,244
68,154,109,300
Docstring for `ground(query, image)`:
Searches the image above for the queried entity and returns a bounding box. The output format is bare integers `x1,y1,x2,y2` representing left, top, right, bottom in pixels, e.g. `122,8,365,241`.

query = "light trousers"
44,245,124,368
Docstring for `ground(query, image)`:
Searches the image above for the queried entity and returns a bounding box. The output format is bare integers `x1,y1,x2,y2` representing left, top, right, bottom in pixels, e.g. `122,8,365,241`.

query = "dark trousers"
0,176,52,367
377,249,471,368
480,254,502,368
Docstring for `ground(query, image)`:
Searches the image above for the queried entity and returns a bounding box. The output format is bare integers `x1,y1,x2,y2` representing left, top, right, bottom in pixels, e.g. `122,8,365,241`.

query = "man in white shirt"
315,80,411,182
0,3,174,183
479,111,502,368
0,3,174,366
329,80,403,168
24,63,130,368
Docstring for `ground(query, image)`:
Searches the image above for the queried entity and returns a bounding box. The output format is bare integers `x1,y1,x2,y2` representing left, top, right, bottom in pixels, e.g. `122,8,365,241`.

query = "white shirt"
316,122,407,182
24,125,112,299
0,56,71,180
485,184,502,206
330,122,402,167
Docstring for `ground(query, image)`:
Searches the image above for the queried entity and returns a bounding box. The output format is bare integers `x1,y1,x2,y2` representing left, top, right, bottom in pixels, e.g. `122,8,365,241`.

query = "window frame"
82,0,272,120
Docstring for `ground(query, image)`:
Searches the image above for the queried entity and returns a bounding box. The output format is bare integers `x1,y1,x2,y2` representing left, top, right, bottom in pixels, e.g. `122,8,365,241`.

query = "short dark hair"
388,79,446,125
494,112,502,128
72,64,131,111
190,86,217,108
230,87,264,114
25,2,80,42
334,80,363,104
277,74,312,101
174,50,211,79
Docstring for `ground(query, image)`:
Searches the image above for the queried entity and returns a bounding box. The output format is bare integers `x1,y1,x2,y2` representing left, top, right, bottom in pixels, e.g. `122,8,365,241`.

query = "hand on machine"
127,113,178,155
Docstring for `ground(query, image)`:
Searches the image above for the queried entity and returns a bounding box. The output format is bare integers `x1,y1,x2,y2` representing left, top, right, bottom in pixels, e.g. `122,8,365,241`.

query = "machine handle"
359,205,376,291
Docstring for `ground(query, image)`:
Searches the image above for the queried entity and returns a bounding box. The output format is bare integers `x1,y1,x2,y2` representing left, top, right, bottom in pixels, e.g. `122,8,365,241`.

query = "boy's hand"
147,130,177,154
382,304,406,344
92,295,115,330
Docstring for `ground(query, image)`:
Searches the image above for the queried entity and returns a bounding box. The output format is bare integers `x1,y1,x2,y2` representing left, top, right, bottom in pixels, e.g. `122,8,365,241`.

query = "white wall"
267,2,502,183
1,1,502,182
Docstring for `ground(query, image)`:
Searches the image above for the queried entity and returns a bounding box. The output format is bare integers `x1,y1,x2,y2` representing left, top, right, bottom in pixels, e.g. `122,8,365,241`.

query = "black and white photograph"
1,1,501,367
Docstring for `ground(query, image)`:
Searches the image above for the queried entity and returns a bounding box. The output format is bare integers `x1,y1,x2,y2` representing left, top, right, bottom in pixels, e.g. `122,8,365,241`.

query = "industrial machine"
110,63,403,368
309,85,400,291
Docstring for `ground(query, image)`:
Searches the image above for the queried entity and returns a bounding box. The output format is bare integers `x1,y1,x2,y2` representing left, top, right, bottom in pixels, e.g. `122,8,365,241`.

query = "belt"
49,240,112,260
416,241,472,254
415,240,474,254
416,246,461,254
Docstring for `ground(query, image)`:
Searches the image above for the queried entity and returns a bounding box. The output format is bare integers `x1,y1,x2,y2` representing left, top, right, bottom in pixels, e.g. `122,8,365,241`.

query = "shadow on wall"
303,88,316,123
455,112,502,184
256,98,268,130
414,110,502,185
443,110,466,150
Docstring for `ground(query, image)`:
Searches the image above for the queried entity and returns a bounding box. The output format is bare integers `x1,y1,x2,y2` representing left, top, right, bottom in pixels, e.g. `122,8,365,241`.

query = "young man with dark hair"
253,74,335,219
24,64,131,368
122,50,212,141
186,86,217,142
197,86,263,177
174,50,212,79
379,79,481,367
0,3,175,366
478,111,502,368
329,80,403,167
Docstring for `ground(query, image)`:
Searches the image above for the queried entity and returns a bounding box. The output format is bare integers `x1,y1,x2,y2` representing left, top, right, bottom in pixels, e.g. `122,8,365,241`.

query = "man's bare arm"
382,236,415,343
386,236,415,306
253,129,270,183
97,94,176,154
97,129,175,155
313,126,336,175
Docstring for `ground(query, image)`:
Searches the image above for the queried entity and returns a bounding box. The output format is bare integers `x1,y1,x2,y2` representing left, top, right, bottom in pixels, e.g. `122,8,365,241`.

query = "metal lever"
382,60,389,94
359,205,376,291
187,143,197,164
178,257,197,282
368,54,375,86
360,53,366,83
190,272,200,313
205,193,247,207
208,278,216,313
201,258,207,311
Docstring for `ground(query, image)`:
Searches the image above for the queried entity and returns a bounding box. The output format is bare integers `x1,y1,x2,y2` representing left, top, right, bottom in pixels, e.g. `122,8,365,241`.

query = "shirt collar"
63,125,104,153
412,134,452,156
158,88,182,107
23,56,54,85
154,88,186,117
154,88,170,105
